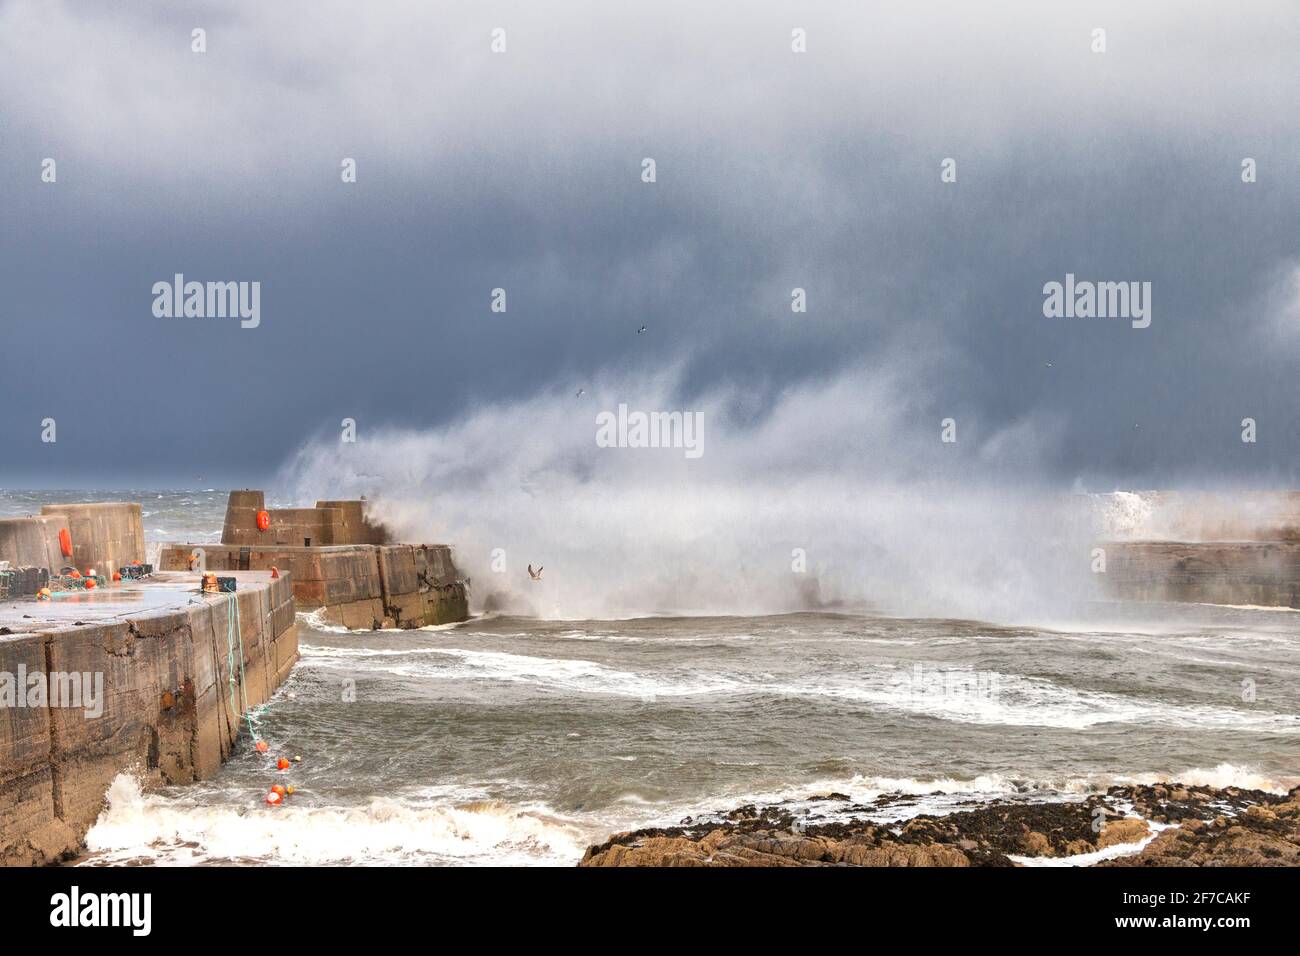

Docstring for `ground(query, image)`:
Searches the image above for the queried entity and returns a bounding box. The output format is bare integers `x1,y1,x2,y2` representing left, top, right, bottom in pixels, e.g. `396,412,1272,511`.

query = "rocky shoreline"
579,783,1300,867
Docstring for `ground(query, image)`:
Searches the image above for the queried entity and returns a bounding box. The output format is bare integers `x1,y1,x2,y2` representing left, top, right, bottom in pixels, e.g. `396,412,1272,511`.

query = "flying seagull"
637,325,647,334
527,564,544,581
576,388,585,398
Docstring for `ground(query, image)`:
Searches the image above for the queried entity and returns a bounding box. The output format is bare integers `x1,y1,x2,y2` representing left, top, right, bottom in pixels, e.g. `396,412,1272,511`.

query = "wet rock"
1097,818,1148,849
580,782,1300,867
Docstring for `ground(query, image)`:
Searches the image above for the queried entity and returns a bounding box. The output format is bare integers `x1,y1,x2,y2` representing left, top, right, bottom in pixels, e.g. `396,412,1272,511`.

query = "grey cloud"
1,0,1297,488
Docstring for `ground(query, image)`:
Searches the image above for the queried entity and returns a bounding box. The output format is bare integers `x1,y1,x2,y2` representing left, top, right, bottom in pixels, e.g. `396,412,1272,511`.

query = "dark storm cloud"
1,0,1297,487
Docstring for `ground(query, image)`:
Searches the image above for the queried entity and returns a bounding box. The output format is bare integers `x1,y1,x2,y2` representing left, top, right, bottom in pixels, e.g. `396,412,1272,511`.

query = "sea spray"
277,364,1099,623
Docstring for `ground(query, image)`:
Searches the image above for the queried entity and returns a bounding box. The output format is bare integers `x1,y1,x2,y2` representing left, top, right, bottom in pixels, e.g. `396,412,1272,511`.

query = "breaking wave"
83,775,585,867
279,364,1097,623
297,643,1295,733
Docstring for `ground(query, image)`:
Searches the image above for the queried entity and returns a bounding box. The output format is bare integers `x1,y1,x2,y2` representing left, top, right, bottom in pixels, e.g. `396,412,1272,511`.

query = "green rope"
223,591,263,744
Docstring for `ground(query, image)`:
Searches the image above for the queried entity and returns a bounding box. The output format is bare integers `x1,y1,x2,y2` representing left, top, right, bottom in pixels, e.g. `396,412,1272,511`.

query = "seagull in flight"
527,564,544,581
576,388,585,398
637,325,647,334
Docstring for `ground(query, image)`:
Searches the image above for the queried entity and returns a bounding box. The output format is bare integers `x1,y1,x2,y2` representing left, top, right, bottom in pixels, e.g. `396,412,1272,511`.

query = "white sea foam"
1007,820,1172,868
415,647,741,697
298,641,1296,732
297,608,351,634
1105,762,1297,794
82,775,585,867
77,761,1296,868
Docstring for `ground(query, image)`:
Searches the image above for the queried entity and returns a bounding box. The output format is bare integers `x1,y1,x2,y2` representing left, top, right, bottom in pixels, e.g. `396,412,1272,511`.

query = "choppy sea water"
3,491,1297,866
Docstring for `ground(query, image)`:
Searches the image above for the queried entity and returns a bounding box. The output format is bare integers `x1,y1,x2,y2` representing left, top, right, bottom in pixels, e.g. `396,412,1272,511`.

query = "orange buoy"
84,577,96,590
112,571,122,582
86,568,96,577
256,510,271,531
255,740,270,753
265,789,282,806
58,527,73,557
68,569,81,579
37,588,51,601
271,784,286,796
270,566,279,579
277,757,290,770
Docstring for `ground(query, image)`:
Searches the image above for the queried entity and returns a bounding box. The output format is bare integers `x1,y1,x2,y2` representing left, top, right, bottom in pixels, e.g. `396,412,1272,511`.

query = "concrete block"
39,502,144,579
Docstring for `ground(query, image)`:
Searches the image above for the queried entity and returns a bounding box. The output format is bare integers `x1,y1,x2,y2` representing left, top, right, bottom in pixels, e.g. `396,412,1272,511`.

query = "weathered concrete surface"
157,543,468,628
173,490,468,629
220,490,388,548
38,502,144,578
0,570,297,866
0,515,69,572
1094,491,1300,608
1101,541,1300,608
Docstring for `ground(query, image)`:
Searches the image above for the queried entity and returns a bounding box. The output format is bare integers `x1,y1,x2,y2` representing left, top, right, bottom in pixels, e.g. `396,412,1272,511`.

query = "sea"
3,490,1297,866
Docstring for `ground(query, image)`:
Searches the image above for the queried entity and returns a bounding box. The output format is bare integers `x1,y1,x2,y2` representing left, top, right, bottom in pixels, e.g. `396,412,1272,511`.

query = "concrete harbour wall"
38,502,145,578
1102,541,1300,609
0,515,69,574
1096,491,1300,608
0,570,297,866
158,543,468,629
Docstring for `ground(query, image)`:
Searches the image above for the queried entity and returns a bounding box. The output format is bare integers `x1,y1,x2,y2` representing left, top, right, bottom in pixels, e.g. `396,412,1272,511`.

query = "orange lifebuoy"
256,510,271,531
58,527,73,557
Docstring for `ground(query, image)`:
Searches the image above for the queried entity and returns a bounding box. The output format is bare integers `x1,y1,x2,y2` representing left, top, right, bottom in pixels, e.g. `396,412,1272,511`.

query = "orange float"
112,571,122,582
265,789,282,806
256,510,271,531
84,578,96,590
58,527,73,557
255,740,270,753
277,757,290,770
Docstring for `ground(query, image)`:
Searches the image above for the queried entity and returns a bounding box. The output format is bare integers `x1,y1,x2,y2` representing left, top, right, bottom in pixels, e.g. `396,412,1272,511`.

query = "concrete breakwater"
0,499,298,865
0,569,297,865
158,491,469,629
1095,491,1300,609
1103,541,1300,608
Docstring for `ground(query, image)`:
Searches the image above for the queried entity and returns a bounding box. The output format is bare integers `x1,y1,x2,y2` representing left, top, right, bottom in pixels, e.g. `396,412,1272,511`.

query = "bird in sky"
576,388,585,397
637,325,647,334
527,564,544,581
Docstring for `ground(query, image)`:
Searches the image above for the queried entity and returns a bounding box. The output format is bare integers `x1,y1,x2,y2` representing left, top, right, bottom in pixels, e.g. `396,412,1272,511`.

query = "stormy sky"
1,0,1297,490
